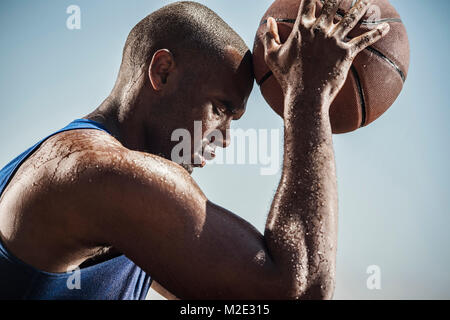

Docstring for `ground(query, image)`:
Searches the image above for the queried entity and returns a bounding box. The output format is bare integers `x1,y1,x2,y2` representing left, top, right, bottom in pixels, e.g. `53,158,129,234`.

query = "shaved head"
120,1,249,76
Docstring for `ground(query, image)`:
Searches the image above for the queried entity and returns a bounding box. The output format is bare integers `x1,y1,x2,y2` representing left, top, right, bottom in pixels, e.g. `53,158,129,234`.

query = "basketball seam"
257,70,274,86
364,46,406,82
350,66,367,127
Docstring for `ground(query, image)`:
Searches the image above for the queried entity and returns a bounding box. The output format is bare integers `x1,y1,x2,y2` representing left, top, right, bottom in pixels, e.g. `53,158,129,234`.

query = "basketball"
253,0,410,133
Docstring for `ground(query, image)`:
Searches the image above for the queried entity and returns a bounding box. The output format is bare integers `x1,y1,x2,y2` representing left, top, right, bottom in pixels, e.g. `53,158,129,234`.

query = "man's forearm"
265,90,338,299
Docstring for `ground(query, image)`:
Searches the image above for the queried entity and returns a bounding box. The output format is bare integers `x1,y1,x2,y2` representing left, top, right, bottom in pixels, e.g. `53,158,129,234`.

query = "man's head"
108,1,254,173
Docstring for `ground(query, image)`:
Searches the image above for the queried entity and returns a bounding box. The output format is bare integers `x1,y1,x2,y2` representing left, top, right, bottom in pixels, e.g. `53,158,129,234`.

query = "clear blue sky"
0,0,449,299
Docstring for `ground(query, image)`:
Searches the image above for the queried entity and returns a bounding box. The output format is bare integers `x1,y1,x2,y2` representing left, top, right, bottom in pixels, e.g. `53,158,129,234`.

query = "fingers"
296,0,316,28
348,23,390,56
301,0,317,26
333,0,372,39
263,17,281,63
267,17,281,46
314,0,342,29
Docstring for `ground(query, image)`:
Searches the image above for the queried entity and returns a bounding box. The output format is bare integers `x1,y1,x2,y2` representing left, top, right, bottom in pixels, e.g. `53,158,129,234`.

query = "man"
0,0,388,299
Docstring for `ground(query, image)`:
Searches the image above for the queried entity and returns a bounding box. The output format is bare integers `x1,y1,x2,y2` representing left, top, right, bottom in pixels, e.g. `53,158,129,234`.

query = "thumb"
263,17,281,59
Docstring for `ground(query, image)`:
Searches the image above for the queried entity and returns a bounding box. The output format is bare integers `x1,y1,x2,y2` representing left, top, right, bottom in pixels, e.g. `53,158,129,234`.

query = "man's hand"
263,0,390,112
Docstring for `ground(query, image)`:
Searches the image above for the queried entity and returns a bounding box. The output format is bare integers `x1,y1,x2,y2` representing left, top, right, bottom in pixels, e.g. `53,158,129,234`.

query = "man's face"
150,48,254,173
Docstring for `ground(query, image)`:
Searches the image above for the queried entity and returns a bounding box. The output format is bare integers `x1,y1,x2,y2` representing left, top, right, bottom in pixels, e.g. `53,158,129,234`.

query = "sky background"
0,0,449,299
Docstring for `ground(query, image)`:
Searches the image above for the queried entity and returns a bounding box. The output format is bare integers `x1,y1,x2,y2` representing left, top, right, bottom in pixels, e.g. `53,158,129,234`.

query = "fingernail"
380,22,390,35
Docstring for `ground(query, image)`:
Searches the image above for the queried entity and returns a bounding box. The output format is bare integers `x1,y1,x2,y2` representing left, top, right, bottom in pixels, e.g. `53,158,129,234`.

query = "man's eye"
213,104,223,116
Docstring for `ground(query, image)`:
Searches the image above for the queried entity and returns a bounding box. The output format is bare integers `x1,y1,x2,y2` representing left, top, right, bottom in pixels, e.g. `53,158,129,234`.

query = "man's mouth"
203,145,216,160
193,145,216,168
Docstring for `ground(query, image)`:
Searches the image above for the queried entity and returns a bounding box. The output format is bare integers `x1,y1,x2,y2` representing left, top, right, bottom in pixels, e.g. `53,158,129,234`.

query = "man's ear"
149,49,176,91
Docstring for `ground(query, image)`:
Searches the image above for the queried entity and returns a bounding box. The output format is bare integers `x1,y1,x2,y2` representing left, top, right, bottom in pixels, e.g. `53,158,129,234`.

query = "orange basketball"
253,0,410,133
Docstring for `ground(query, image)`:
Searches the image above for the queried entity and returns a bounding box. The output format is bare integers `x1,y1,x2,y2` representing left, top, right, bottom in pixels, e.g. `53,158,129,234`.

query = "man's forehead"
224,45,247,69
222,46,254,98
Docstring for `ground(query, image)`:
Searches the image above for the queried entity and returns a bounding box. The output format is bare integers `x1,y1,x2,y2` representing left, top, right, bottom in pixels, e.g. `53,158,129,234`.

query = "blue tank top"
0,119,152,299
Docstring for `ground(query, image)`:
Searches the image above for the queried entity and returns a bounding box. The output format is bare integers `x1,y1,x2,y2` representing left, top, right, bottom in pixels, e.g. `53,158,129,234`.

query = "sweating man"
0,1,389,299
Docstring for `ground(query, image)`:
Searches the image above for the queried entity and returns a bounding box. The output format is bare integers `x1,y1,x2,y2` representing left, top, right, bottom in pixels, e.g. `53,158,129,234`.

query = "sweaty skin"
262,0,389,297
0,0,388,299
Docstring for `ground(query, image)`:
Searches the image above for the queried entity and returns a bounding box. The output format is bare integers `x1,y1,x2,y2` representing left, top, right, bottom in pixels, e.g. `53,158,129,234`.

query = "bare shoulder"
52,129,207,240
0,129,142,271
65,129,205,206
35,128,194,193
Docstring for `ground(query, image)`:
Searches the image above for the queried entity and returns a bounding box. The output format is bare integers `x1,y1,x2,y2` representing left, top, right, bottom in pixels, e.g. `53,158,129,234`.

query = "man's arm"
260,0,389,298
82,0,389,299
264,93,339,299
83,153,286,299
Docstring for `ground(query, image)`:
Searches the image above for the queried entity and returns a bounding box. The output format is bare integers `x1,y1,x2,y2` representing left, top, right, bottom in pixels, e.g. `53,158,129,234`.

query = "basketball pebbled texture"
253,0,410,133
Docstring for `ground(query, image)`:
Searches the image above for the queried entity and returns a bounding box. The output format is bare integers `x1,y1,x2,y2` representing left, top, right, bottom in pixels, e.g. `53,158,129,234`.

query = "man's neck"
84,96,148,152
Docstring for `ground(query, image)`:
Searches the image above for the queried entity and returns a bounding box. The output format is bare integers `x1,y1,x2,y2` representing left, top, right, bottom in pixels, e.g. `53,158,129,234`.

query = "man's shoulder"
53,129,191,206
45,128,127,168
57,129,202,244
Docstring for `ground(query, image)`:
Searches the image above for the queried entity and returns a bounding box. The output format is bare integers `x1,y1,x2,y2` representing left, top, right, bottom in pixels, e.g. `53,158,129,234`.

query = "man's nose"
221,118,234,148
221,129,231,148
